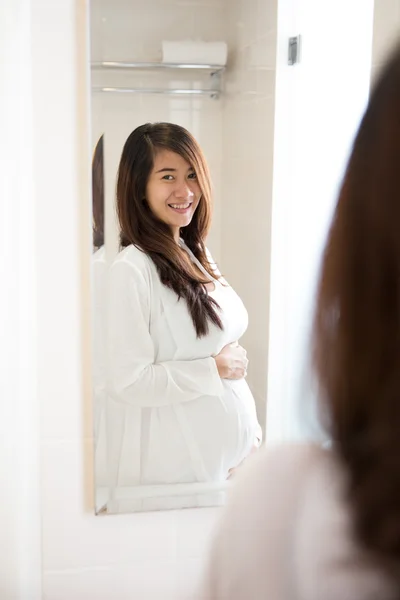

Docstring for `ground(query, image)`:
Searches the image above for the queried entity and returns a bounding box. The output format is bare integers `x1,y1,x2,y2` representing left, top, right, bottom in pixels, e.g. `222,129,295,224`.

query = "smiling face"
145,149,202,241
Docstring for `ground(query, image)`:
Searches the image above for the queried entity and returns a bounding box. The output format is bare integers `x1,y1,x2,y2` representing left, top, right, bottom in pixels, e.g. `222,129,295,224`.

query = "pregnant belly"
221,379,259,421
142,380,260,484
178,379,260,480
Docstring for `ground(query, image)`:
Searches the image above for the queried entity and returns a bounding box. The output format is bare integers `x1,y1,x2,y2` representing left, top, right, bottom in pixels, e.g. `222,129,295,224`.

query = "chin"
175,216,193,228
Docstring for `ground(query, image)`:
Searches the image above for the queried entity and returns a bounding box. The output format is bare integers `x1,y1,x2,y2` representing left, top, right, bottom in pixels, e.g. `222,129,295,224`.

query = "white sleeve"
107,259,224,407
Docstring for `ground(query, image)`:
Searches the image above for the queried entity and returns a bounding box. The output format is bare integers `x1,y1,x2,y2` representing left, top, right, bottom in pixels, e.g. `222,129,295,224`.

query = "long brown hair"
313,44,400,584
92,134,104,249
116,122,222,337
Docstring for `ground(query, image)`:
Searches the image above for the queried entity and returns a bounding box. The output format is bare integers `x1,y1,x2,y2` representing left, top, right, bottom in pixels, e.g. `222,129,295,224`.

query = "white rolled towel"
161,41,228,66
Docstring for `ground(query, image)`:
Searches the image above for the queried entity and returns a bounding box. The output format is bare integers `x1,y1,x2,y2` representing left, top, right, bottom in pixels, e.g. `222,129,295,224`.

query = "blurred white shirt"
200,443,396,600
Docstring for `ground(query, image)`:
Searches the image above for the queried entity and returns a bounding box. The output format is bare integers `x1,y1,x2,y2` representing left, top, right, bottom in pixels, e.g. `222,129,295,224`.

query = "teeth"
170,203,190,209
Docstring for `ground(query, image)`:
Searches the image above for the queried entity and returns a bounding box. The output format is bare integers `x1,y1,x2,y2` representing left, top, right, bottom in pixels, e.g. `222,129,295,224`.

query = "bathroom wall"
0,0,41,598
371,0,400,83
220,0,277,433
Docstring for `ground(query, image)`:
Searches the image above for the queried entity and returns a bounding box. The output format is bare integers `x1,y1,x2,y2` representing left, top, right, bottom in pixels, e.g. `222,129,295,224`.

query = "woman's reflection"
106,123,261,489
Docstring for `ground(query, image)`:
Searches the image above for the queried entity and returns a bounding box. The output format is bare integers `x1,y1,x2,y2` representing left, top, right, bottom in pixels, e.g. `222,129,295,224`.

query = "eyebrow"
155,167,195,173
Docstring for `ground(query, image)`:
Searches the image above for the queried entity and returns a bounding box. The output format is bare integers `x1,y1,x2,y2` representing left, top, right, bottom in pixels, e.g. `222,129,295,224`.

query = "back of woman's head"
313,44,400,582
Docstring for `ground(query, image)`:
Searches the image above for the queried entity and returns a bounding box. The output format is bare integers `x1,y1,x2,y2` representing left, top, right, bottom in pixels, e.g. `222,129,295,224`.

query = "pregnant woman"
106,122,261,491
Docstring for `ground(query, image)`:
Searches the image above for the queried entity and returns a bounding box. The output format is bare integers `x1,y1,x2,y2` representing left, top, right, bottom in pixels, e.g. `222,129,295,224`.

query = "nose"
174,181,195,200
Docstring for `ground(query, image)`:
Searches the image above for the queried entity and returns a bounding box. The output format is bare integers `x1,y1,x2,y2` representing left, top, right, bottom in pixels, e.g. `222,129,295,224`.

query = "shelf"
92,86,220,99
91,61,224,98
91,61,225,75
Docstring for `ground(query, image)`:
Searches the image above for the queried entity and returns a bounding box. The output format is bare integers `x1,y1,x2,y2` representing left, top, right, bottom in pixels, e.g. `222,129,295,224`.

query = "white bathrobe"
105,241,261,493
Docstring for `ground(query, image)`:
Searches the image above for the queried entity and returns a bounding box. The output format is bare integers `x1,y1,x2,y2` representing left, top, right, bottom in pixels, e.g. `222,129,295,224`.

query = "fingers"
242,359,249,378
232,365,248,379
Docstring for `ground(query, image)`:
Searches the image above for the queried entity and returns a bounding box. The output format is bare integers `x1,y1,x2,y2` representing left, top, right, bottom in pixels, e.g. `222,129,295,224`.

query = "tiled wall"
220,0,277,433
371,0,400,82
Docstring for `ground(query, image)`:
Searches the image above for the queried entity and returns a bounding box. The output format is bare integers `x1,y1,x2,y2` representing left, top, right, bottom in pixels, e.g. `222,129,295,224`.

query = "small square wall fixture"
288,35,301,65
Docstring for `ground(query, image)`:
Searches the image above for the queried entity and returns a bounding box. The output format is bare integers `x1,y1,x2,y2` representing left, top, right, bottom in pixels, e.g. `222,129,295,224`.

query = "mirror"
90,0,273,514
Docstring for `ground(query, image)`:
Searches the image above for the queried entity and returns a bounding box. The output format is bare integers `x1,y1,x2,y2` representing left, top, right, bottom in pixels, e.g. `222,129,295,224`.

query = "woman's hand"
214,342,248,380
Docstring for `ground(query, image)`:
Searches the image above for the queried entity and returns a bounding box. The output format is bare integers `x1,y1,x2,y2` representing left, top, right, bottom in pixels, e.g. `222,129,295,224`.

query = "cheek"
146,183,167,213
192,183,202,202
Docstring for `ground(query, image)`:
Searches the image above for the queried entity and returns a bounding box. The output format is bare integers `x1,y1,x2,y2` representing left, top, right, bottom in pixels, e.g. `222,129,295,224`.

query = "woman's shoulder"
112,244,155,274
229,442,328,502
225,442,343,532
250,440,329,472
203,443,394,600
211,443,328,543
200,444,327,598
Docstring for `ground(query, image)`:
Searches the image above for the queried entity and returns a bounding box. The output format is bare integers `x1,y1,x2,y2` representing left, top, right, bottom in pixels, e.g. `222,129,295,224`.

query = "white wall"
220,0,277,433
371,0,400,83
266,0,375,442
0,0,41,598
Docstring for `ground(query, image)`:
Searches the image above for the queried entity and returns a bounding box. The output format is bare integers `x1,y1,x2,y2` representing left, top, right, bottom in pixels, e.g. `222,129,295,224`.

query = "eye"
188,171,197,180
162,174,174,181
